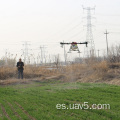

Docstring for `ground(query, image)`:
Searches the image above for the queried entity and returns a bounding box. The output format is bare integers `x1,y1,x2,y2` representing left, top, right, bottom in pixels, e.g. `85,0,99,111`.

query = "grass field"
0,81,120,120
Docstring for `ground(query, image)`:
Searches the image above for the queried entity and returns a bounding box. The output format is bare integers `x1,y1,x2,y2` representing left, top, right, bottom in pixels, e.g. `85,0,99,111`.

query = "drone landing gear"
68,49,81,53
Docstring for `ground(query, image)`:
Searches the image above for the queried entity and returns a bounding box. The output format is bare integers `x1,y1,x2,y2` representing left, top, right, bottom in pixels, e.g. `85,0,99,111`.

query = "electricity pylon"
83,6,96,57
22,41,31,64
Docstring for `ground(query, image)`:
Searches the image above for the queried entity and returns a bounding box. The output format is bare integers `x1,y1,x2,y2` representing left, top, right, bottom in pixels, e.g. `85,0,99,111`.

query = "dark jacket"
17,62,24,70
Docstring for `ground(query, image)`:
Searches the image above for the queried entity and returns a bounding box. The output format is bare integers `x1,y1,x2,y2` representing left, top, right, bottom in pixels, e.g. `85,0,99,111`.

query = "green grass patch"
0,82,120,120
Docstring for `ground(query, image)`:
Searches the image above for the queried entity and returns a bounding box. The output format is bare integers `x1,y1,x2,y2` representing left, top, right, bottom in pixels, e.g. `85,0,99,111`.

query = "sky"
0,0,120,63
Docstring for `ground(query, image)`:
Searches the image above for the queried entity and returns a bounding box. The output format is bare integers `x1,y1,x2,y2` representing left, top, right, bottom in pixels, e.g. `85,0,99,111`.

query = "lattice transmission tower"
83,6,96,57
22,41,31,64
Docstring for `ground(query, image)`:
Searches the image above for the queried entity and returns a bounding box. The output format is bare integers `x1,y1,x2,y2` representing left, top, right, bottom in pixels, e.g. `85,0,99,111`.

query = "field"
0,80,120,120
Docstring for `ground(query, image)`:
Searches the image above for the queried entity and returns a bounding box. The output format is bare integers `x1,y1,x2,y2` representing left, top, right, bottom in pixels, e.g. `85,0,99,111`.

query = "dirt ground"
0,75,120,86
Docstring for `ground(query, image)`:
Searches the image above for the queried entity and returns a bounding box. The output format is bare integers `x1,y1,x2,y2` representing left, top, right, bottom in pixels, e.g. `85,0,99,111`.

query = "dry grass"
0,66,16,79
0,61,120,85
0,65,58,80
58,61,120,85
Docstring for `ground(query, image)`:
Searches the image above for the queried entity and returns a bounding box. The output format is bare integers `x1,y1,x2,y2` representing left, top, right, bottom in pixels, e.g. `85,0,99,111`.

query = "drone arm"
60,42,71,45
77,42,88,47
60,42,88,47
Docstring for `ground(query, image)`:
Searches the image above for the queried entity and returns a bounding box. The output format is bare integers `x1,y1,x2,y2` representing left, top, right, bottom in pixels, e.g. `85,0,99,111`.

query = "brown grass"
0,61,120,85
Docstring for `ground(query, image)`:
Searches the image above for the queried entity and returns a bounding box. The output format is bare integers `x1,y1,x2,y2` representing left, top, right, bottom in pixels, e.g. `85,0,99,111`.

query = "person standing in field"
17,58,24,79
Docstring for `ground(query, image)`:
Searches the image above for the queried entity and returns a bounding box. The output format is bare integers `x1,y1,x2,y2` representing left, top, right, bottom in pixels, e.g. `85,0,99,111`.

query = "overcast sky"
0,0,120,62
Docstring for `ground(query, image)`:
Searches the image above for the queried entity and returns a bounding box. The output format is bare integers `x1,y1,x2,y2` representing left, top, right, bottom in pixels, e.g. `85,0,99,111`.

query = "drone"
60,41,88,53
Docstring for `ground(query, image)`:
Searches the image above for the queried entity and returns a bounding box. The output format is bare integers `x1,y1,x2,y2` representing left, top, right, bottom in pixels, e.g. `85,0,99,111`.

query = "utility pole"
104,30,109,56
5,49,8,65
83,6,96,57
97,49,100,58
40,46,43,64
49,54,51,66
39,46,47,64
79,52,81,58
63,40,66,65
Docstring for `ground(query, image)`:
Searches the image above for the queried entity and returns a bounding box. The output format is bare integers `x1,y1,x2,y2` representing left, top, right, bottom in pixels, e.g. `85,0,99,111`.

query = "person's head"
19,58,22,62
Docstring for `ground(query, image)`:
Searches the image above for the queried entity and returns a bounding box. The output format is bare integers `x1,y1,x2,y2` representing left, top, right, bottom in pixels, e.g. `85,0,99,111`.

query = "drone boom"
60,42,88,47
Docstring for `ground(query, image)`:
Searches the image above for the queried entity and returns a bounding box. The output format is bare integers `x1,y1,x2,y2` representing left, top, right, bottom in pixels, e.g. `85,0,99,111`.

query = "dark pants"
18,69,23,79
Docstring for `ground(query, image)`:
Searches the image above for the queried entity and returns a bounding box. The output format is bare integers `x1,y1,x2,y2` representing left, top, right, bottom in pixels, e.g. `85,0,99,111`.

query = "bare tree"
54,54,60,69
